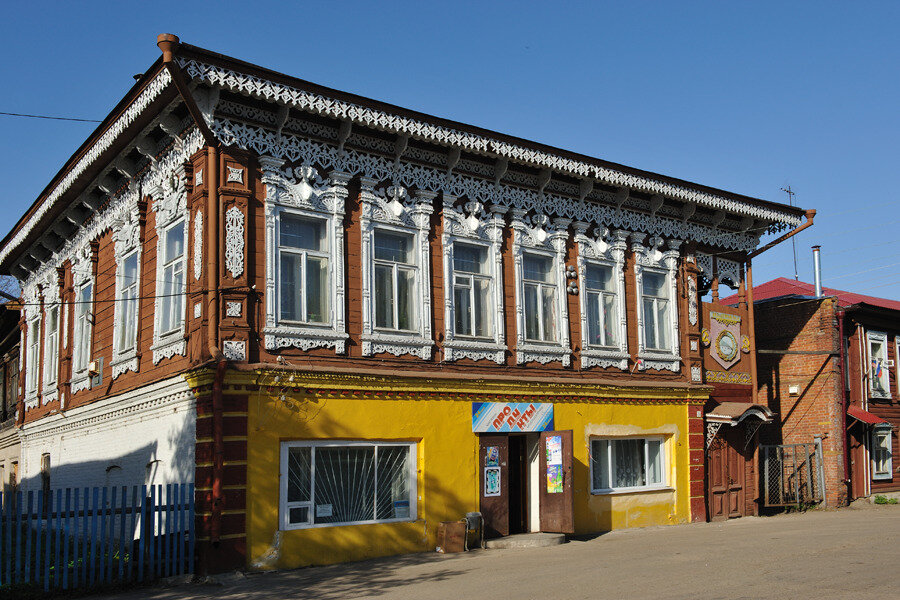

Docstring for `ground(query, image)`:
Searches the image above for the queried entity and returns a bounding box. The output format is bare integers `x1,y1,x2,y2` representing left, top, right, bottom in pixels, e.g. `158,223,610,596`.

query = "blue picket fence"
0,483,194,591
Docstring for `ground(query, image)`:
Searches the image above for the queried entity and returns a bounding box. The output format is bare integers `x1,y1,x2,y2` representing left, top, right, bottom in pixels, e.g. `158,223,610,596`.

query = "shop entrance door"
538,430,575,533
479,434,509,537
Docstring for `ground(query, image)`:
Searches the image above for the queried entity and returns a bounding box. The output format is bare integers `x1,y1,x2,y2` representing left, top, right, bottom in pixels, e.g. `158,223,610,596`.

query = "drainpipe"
837,309,850,495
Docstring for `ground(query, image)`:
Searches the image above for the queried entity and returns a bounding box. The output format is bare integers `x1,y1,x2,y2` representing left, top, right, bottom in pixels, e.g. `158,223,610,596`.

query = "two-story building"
0,34,809,571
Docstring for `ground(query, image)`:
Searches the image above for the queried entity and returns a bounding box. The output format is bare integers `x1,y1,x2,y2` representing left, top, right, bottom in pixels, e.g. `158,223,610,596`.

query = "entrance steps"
485,533,566,549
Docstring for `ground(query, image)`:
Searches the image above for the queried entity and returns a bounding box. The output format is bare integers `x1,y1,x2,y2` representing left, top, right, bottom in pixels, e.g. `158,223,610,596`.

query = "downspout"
158,33,227,546
837,309,849,492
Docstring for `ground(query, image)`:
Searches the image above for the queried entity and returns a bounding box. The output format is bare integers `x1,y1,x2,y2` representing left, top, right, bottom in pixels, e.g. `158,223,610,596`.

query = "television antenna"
781,186,799,280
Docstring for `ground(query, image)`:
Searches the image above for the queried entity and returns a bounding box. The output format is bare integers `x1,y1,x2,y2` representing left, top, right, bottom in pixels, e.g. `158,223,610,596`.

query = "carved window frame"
149,166,189,364
867,330,891,400
359,179,434,360
260,157,350,353
23,284,41,410
633,235,682,372
70,243,95,396
574,224,629,370
111,201,142,379
511,209,571,366
441,197,506,364
39,274,61,406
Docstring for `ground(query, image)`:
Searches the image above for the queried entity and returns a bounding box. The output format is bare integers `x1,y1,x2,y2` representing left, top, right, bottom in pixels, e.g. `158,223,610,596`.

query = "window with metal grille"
280,441,416,529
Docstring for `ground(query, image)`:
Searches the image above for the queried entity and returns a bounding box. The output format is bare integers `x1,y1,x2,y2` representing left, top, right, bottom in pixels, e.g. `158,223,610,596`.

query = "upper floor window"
279,215,329,325
374,230,417,332
116,253,139,354
641,270,671,352
441,199,506,364
159,220,186,335
584,264,618,348
633,235,682,372
358,182,434,360
260,157,349,354
25,318,40,396
522,253,557,343
511,211,571,366
73,282,93,374
867,331,891,399
872,425,892,480
42,304,60,389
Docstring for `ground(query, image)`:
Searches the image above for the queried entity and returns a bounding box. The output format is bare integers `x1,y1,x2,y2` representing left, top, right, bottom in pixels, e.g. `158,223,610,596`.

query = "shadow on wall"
18,419,197,493
247,390,476,569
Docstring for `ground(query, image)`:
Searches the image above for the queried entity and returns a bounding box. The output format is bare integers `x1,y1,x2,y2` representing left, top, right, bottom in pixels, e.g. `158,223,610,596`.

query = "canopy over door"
538,430,574,533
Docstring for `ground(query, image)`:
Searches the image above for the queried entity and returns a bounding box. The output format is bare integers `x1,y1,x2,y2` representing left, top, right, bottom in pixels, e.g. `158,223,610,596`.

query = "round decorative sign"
716,330,739,363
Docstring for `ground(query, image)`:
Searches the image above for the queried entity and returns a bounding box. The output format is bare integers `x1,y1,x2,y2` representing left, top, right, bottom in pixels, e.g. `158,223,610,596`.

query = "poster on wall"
484,467,501,497
546,435,563,466
486,446,500,467
472,402,554,433
546,465,563,494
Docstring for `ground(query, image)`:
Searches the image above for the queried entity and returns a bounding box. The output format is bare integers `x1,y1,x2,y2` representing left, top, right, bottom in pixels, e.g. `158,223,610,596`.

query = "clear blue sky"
1,1,898,299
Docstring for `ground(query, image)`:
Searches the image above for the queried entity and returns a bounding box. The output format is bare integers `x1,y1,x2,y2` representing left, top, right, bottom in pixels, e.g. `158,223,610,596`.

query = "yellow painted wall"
246,379,697,570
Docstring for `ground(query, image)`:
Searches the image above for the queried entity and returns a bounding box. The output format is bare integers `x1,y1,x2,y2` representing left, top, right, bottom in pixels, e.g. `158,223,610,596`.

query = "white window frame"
633,234,682,372
111,202,142,379
867,331,891,400
575,224,629,370
279,440,418,530
511,210,571,366
23,284,41,410
69,243,94,396
441,197,506,364
150,167,189,364
359,180,434,360
871,425,893,481
589,436,669,494
39,274,61,406
259,157,349,353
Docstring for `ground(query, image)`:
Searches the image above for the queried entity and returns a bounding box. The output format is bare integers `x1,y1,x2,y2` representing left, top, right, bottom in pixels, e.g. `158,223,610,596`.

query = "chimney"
812,245,823,297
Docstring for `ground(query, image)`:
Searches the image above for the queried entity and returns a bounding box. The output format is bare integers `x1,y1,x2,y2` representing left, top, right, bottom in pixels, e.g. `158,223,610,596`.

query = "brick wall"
754,297,845,506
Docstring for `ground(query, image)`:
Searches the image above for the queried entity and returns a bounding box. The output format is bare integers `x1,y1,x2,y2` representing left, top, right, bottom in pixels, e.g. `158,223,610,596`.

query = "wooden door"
538,430,574,533
707,433,728,521
479,434,509,538
726,428,746,518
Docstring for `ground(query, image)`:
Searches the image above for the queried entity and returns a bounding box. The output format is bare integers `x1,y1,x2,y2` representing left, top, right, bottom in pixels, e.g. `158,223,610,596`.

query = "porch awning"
706,402,775,426
847,405,889,426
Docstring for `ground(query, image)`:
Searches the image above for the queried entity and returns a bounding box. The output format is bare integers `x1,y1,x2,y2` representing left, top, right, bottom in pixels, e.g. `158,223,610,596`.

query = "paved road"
109,504,900,600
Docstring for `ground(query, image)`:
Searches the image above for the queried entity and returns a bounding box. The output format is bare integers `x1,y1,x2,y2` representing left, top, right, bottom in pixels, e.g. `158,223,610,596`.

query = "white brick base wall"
18,376,196,492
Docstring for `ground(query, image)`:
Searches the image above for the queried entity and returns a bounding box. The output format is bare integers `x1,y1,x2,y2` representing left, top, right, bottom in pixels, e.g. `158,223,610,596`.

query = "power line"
0,111,102,123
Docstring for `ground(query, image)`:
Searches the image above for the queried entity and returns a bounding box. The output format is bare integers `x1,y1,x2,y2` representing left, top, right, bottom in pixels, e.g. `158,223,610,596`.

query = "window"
590,437,667,492
278,215,329,324
872,426,893,480
867,332,891,399
26,319,40,395
159,221,186,335
73,283,93,374
522,254,557,343
280,441,416,529
116,252,139,353
453,243,491,338
584,264,618,348
42,305,59,388
642,270,671,352
373,231,418,332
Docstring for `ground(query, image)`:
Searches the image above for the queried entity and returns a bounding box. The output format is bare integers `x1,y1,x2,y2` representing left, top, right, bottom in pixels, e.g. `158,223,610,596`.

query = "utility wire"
0,111,102,123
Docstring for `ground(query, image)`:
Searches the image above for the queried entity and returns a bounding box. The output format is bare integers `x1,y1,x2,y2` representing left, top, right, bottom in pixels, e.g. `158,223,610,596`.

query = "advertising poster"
472,402,554,432
546,435,562,466
484,467,501,497
486,446,500,467
546,465,563,494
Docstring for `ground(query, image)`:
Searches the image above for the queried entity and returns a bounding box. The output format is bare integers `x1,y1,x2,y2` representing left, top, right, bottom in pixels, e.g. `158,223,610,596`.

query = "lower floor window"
591,437,666,492
872,427,893,480
280,441,416,529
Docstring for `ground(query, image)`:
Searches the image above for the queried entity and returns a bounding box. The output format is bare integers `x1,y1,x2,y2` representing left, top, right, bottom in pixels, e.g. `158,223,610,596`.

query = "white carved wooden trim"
574,224,629,370
633,234,682,372
260,156,350,353
441,196,507,364
224,205,245,279
110,199,142,379
193,210,203,281
511,209,571,366
359,179,434,359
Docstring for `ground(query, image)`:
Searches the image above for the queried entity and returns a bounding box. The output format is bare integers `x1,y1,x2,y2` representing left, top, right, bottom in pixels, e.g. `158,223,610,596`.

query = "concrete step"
484,533,566,549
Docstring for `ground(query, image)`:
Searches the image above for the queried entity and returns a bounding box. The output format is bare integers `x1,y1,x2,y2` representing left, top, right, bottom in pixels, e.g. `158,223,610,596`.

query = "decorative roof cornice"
178,56,803,229
0,67,173,268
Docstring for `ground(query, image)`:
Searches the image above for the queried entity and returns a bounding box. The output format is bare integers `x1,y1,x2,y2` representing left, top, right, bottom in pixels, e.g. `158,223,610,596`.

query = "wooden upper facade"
0,37,808,426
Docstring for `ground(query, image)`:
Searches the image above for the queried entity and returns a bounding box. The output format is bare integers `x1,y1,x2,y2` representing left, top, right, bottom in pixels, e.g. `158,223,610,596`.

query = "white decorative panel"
225,205,245,279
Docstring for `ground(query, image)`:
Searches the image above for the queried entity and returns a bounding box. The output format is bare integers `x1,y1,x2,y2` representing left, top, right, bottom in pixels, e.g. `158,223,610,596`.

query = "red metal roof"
722,277,900,312
847,405,890,426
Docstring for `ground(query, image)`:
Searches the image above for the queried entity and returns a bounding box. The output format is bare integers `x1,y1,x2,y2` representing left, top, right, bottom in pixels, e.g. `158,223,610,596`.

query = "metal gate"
761,441,825,507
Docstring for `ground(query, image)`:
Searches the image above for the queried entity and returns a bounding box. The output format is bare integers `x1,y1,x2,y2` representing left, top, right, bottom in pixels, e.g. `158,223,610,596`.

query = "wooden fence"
0,484,194,591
